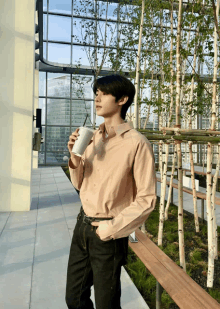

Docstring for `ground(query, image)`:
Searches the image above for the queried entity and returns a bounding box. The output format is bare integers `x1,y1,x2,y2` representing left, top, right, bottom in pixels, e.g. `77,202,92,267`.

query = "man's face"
95,89,121,118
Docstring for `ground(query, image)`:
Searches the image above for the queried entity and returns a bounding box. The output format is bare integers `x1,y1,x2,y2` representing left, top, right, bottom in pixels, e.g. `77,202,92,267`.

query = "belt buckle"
83,214,92,225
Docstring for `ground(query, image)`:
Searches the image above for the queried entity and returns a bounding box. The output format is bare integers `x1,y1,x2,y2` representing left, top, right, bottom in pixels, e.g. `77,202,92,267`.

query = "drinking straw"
83,114,88,127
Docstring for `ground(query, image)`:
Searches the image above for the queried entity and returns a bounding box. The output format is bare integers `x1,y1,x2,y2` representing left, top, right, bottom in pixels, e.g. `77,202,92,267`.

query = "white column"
0,0,36,211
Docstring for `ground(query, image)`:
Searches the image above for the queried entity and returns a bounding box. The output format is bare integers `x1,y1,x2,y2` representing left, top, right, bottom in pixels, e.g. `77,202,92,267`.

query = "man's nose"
95,95,100,101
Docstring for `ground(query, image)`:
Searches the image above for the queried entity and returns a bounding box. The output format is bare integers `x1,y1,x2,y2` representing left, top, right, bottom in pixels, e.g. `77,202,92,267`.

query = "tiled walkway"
0,166,150,309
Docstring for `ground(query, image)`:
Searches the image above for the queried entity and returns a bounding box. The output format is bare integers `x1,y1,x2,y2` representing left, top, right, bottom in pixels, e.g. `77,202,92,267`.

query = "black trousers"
65,206,129,309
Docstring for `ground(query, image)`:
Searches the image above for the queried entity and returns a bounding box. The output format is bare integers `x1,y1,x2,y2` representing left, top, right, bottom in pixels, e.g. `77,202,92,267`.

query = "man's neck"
104,120,125,135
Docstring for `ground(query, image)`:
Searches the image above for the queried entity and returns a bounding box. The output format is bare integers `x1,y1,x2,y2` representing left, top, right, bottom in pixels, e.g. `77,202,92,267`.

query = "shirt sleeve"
68,152,85,191
98,138,157,241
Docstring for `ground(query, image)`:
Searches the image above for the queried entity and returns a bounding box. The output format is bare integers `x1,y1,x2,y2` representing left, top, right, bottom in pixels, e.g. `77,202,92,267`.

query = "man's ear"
119,96,129,105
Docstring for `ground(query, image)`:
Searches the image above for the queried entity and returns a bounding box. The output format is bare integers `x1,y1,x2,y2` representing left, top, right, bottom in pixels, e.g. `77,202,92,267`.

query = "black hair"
92,74,135,120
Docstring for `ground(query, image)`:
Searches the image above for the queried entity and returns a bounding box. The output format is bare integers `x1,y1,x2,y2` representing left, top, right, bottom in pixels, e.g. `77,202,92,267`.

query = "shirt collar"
98,121,133,137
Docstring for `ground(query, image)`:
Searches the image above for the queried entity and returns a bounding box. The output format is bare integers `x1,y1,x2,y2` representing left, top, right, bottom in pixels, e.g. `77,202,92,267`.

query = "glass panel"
73,0,94,17
43,42,47,59
46,126,71,154
47,99,70,125
71,75,93,99
48,15,71,43
39,98,46,125
72,18,87,44
38,151,45,165
39,72,46,97
43,14,47,40
72,45,94,66
46,152,70,164
119,23,138,49
48,0,72,14
48,42,71,65
97,21,117,47
43,0,47,11
71,100,93,127
47,73,70,97
40,126,45,152
94,47,118,69
120,3,138,22
97,1,118,20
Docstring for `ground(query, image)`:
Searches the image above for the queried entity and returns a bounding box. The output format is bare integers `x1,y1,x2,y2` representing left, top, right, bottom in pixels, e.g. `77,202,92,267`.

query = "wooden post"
201,199,204,223
156,281,163,309
171,187,173,204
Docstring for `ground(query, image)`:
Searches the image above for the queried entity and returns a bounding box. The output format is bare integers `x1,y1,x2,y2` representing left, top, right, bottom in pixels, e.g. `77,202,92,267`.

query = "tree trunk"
165,144,177,220
188,22,200,233
176,0,186,272
133,0,145,130
158,143,169,246
207,0,220,288
211,143,220,260
188,141,199,232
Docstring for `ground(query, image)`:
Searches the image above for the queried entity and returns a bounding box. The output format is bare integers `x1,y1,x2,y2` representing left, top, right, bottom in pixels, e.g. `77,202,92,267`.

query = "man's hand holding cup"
68,127,94,168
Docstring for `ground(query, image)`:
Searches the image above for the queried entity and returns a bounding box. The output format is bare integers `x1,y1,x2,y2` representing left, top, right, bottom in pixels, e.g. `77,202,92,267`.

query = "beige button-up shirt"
68,121,157,241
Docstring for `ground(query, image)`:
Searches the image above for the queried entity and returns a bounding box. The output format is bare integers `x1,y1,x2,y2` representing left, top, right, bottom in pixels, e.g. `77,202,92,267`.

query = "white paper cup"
71,126,94,157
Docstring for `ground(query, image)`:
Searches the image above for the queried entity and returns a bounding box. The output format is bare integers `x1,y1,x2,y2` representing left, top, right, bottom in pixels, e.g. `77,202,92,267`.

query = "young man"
65,74,157,309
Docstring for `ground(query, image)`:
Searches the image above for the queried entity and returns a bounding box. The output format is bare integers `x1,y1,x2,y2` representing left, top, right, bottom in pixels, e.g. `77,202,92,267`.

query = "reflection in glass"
45,152,71,164
39,126,45,152
71,100,93,127
47,73,70,97
47,99,70,126
71,75,93,99
38,152,45,165
46,126,71,153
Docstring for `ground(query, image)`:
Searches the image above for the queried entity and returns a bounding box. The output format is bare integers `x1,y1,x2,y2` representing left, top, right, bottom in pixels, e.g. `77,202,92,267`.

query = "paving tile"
56,182,74,191
39,184,58,193
55,176,69,183
40,178,56,184
0,262,32,309
38,195,61,208
40,174,54,179
31,255,69,309
34,223,70,261
59,192,80,205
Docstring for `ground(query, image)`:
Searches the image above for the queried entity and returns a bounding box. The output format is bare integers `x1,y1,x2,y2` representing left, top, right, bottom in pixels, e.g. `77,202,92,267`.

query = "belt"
80,206,114,225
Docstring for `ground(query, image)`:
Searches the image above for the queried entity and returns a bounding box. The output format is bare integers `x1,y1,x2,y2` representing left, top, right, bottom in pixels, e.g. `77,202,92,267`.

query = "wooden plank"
129,233,207,308
135,229,220,308
129,229,220,308
183,168,220,178
156,177,220,204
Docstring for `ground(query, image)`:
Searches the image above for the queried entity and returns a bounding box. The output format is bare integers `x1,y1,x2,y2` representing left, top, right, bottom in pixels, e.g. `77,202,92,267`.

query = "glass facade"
38,0,218,166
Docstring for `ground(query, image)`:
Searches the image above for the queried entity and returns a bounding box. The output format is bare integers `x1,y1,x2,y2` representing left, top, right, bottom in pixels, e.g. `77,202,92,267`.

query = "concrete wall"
0,0,37,211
